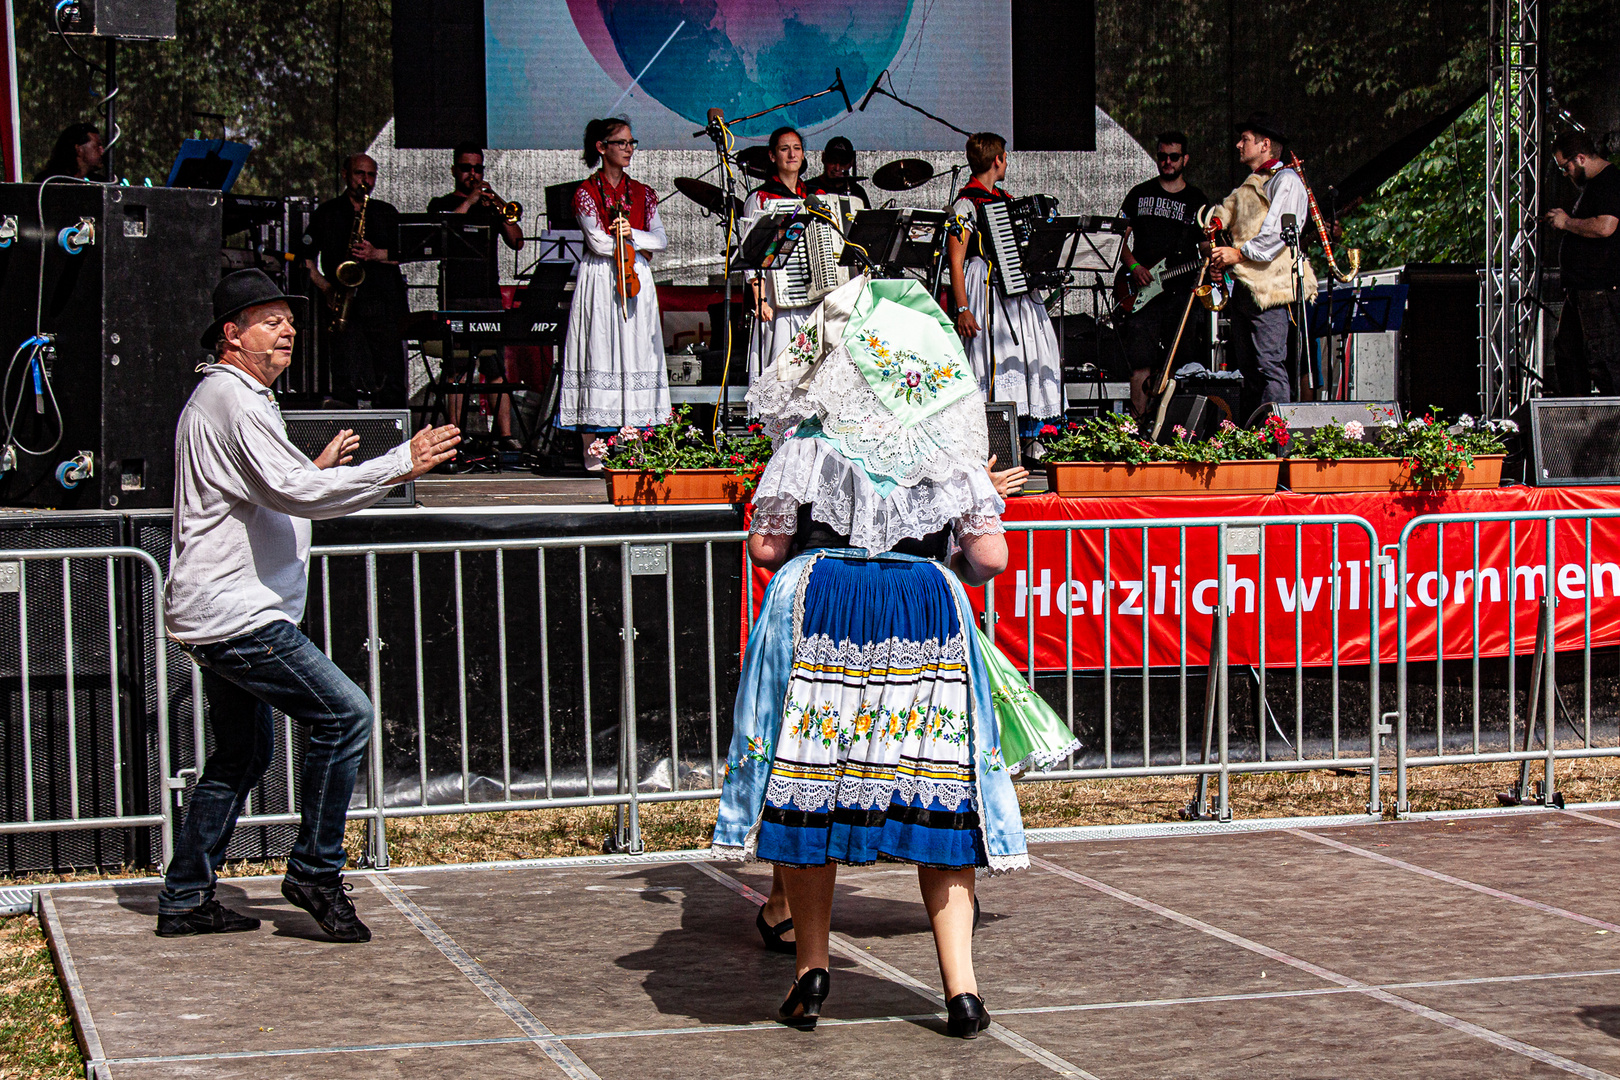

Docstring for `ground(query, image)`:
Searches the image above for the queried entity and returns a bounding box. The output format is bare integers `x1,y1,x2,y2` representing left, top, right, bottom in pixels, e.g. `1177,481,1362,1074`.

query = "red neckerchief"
754,176,808,202
582,170,650,230
955,177,1009,204
1256,158,1284,177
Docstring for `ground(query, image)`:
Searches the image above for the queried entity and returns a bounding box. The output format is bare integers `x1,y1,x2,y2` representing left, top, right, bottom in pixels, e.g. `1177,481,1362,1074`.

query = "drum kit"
671,152,941,220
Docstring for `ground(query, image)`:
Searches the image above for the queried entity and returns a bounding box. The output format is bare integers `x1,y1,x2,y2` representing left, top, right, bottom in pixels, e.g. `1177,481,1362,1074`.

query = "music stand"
545,182,584,231
1056,216,1129,275
395,215,450,263
166,138,251,191
738,210,810,273
841,208,947,271
1306,283,1408,338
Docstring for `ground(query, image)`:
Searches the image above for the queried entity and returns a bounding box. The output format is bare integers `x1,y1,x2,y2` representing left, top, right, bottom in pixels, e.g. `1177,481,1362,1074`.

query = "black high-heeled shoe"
778,968,830,1029
756,906,796,955
946,992,991,1039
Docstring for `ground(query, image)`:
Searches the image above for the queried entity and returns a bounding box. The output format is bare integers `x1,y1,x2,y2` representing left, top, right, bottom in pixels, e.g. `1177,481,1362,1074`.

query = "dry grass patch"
0,915,80,1080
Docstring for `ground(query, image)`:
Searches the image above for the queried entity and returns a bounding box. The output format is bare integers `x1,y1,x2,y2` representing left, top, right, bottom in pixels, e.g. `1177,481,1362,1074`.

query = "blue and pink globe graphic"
568,0,914,133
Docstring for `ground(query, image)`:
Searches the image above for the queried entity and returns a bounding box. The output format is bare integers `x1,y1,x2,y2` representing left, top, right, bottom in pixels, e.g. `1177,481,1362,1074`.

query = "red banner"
750,487,1620,671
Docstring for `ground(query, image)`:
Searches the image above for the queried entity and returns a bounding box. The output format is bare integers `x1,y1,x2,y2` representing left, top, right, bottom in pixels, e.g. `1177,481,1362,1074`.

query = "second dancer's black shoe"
756,906,797,954
778,968,830,1029
946,992,991,1038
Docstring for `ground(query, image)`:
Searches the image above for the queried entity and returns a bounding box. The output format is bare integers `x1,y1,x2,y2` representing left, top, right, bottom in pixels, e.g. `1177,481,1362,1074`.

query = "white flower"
687,425,703,438
619,425,640,441
1343,420,1365,439
1457,413,1474,426
1501,418,1519,432
1407,418,1426,430
1380,418,1398,428
587,438,609,458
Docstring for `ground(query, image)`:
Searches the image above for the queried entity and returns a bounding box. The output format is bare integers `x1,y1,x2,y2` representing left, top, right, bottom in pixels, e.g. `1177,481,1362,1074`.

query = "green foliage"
16,0,393,198
594,407,774,484
1340,100,1486,269
1040,414,1287,464
1290,408,1512,479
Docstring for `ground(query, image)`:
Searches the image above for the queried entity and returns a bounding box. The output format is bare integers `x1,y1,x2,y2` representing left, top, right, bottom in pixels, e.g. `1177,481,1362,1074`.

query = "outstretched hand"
391,424,461,483
986,453,1028,498
313,430,359,470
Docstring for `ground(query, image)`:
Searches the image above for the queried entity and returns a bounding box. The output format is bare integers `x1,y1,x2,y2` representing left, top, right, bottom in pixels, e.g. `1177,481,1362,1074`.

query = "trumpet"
482,189,523,224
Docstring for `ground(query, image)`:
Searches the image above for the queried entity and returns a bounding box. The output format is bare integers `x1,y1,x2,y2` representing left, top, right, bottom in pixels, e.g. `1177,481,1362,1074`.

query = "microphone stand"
1282,215,1313,400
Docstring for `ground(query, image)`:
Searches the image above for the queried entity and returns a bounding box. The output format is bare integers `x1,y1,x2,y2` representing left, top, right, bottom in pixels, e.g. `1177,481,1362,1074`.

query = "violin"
613,207,640,317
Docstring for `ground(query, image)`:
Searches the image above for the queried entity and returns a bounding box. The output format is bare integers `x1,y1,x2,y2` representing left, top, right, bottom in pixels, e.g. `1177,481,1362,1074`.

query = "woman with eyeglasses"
559,118,671,470
742,126,814,382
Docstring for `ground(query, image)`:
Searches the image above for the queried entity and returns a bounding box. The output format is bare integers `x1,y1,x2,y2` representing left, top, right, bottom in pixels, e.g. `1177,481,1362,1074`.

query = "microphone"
859,70,887,111
1281,213,1298,245
692,107,726,139
833,68,852,114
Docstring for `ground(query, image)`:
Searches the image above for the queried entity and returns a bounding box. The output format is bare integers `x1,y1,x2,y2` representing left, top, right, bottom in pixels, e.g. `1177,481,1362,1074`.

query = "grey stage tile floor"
38,808,1620,1079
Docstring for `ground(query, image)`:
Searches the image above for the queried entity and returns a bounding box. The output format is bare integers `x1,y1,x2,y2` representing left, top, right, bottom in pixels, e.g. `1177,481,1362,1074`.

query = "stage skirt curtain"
713,548,1028,873
960,252,1064,424
558,207,671,431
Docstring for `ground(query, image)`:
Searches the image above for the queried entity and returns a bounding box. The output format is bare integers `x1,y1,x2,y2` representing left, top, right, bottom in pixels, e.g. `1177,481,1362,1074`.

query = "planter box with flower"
1041,414,1287,497
595,407,773,505
1283,410,1511,493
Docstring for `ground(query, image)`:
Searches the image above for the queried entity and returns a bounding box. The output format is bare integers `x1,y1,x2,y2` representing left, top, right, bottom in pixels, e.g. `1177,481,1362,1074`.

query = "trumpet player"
1207,113,1315,421
427,142,526,445
305,153,409,408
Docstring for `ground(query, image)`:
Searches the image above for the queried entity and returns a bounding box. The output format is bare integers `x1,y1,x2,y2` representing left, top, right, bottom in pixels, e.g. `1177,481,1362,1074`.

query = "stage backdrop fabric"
748,487,1620,672
485,0,1013,149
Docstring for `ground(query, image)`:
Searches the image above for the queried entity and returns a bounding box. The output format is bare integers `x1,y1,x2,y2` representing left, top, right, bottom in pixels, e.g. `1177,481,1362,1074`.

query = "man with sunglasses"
427,142,526,445
1547,130,1620,395
1115,132,1209,414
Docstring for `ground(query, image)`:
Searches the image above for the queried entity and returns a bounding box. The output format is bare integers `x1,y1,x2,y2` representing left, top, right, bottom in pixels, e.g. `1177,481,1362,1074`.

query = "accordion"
768,194,866,307
976,194,1060,299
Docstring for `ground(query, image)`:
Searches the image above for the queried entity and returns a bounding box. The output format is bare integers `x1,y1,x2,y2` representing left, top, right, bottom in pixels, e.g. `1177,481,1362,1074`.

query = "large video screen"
485,0,1013,150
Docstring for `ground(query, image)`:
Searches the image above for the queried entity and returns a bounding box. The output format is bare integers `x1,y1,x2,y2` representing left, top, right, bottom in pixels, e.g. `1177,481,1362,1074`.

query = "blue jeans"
158,619,373,914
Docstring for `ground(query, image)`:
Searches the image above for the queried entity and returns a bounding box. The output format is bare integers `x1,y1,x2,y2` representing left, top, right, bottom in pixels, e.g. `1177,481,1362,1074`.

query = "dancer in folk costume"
743,126,816,383
714,274,1072,1038
559,118,671,469
946,131,1065,430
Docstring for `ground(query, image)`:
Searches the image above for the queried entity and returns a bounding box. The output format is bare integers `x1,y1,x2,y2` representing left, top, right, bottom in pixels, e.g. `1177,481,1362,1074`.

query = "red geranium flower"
729,454,744,465
1040,423,1059,436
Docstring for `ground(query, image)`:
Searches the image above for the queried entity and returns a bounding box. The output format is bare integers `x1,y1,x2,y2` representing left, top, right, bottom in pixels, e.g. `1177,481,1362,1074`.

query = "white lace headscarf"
747,275,1005,553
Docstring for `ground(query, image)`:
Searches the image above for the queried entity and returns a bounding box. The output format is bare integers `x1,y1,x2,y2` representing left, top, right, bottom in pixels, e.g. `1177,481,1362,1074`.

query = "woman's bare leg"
761,865,794,942
918,867,977,998
779,863,836,979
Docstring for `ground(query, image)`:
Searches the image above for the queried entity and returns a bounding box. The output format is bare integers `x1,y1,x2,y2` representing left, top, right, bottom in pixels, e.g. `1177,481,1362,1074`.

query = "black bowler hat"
1234,111,1289,145
823,136,856,164
200,269,305,348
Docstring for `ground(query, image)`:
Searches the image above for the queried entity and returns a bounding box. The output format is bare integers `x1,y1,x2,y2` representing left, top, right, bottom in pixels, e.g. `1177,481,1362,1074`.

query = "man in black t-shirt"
304,153,409,407
425,142,526,442
1115,131,1208,413
1548,130,1620,395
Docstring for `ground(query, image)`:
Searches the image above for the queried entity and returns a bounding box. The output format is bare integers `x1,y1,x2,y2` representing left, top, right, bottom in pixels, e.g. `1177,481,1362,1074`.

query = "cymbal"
674,176,741,217
872,158,935,192
735,144,773,180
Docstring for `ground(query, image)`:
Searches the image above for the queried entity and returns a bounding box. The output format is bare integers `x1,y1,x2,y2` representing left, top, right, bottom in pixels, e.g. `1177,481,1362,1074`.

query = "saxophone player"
304,153,409,408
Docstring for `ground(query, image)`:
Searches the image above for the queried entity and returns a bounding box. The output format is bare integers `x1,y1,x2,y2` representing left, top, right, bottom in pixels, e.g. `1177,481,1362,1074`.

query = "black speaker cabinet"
985,402,1019,469
0,184,220,510
281,410,415,508
1399,264,1481,418
1510,397,1620,486
1248,400,1401,431
58,0,176,39
1153,395,1213,442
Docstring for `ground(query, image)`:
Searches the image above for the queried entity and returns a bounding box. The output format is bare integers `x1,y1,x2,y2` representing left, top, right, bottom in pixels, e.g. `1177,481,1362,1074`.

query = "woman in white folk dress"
559,117,671,470
743,126,816,383
946,131,1064,431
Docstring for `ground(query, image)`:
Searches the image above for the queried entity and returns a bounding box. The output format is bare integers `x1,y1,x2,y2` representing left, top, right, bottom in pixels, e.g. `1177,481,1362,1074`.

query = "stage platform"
38,806,1620,1079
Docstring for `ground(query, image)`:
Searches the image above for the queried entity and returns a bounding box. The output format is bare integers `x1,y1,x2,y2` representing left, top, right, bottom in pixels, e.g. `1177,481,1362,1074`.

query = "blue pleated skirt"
753,553,986,870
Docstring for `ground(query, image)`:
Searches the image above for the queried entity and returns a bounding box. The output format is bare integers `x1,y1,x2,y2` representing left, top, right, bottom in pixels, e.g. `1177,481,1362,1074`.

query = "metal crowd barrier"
9,508,1620,874
0,547,172,864
1393,507,1620,813
985,516,1386,820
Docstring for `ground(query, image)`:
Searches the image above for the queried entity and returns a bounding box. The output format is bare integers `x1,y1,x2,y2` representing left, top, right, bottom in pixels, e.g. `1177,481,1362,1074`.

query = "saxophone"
1288,153,1359,283
329,194,369,332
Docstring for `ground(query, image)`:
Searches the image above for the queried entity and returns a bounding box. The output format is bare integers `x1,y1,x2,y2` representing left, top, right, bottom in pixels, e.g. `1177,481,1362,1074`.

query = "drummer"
807,136,870,206
743,127,815,382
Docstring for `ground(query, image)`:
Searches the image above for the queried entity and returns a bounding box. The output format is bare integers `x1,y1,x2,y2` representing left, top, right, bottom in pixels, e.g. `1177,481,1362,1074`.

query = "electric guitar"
1113,254,1204,316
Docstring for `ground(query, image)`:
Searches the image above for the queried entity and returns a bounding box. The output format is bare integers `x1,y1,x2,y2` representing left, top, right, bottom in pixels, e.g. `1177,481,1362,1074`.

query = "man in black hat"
807,136,871,206
157,269,458,942
1208,113,1313,419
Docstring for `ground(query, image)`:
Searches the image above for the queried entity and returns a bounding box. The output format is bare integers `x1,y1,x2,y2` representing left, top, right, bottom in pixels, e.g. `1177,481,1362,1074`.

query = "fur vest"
1217,170,1317,311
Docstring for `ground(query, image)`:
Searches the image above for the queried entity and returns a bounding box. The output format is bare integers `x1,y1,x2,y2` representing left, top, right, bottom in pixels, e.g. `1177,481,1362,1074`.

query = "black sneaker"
280,875,372,943
155,898,262,937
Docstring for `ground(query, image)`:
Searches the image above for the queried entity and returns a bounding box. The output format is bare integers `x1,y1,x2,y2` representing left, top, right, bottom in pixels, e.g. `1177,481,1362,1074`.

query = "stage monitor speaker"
58,0,176,39
1153,395,1213,442
986,402,1019,470
0,184,220,510
1247,401,1401,432
1510,397,1620,486
281,410,415,508
1398,264,1480,418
